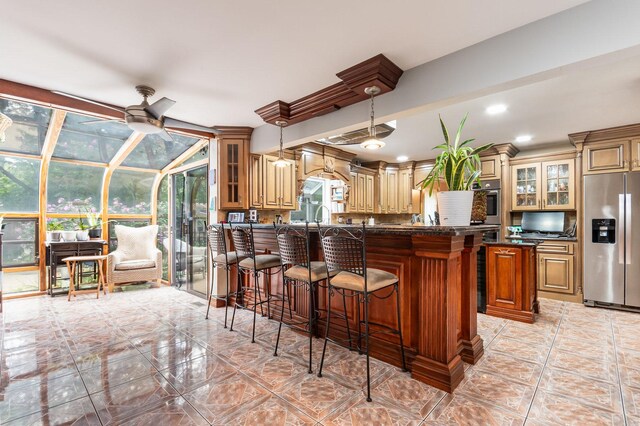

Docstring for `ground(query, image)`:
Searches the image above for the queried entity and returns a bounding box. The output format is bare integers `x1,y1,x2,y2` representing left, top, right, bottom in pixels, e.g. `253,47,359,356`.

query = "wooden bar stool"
63,255,108,301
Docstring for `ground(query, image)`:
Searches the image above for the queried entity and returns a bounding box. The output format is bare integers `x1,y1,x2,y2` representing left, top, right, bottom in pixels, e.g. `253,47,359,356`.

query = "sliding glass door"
171,165,208,295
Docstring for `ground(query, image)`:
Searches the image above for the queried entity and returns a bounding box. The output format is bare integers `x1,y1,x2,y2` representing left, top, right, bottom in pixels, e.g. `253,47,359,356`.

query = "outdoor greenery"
109,169,155,214
0,155,40,212
419,114,493,195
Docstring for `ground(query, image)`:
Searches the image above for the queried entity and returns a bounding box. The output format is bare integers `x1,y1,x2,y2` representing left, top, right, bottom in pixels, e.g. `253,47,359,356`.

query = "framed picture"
227,212,245,223
331,186,344,201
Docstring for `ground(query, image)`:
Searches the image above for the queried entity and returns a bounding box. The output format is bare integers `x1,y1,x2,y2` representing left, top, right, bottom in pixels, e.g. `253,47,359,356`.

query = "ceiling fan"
53,85,222,141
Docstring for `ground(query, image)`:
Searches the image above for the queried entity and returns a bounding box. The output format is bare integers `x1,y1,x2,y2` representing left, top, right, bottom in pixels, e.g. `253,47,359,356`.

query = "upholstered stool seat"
239,254,281,270
330,268,397,292
283,261,337,283
213,251,243,265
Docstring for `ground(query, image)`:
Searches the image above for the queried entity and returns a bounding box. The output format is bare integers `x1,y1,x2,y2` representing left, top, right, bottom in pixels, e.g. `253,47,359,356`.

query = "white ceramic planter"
61,231,76,241
437,191,474,226
76,230,90,241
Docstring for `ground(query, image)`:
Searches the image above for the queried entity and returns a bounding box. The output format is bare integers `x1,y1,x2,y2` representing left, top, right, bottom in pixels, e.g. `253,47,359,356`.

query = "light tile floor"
1,287,639,425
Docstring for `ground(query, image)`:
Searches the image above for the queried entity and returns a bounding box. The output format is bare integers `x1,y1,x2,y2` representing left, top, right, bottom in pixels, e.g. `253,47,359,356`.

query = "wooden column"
410,234,466,393
459,233,484,364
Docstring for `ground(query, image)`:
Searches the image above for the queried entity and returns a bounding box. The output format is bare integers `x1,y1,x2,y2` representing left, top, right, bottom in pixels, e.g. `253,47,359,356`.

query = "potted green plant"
85,212,103,239
418,114,493,226
46,220,64,241
75,217,90,241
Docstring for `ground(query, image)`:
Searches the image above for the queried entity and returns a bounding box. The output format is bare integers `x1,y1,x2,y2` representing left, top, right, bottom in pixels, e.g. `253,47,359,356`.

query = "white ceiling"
342,51,640,162
0,0,587,128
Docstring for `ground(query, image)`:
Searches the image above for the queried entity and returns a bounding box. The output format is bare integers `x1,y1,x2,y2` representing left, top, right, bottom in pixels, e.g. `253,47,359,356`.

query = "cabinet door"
357,174,366,212
631,139,640,172
583,140,629,174
511,163,541,211
263,155,280,209
365,175,374,213
480,155,500,180
348,172,357,212
487,247,522,310
219,139,247,209
541,159,575,210
280,160,297,210
378,173,387,213
386,170,398,213
250,154,264,208
538,253,574,294
399,169,413,213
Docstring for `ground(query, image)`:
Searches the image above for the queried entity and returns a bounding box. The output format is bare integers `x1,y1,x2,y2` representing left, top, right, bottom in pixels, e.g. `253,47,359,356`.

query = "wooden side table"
63,255,108,301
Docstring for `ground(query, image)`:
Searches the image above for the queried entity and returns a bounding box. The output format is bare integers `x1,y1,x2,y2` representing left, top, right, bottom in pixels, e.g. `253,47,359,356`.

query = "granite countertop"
230,222,499,236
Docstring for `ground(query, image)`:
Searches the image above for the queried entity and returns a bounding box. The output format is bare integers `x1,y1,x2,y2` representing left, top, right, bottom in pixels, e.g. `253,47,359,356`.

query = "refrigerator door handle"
627,194,632,265
620,194,625,264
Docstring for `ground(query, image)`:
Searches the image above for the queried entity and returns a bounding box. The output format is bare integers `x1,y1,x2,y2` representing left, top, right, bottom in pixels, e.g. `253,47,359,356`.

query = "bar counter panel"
227,223,497,392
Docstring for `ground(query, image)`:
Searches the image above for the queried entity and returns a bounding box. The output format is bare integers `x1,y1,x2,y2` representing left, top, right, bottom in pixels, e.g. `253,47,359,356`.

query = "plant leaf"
439,114,450,146
454,113,468,149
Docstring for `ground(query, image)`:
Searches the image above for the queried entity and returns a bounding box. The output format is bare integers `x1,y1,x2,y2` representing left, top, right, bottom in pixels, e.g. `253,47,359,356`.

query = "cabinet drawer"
537,241,574,254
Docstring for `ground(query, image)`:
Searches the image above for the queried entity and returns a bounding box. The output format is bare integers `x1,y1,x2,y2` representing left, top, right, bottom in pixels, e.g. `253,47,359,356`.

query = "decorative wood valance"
255,54,403,125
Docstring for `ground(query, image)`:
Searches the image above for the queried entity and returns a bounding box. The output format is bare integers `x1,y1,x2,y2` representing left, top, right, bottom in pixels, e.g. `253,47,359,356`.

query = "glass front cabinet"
511,159,575,211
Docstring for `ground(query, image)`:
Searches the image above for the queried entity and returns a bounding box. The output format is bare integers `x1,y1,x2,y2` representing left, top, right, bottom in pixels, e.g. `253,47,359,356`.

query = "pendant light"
273,120,289,167
360,86,385,150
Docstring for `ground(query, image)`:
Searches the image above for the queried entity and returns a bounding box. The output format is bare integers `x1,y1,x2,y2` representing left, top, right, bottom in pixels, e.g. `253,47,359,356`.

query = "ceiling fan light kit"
360,85,385,150
53,85,221,140
273,120,289,167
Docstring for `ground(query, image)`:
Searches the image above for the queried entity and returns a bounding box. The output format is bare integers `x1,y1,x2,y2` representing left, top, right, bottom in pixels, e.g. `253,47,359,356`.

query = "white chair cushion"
284,261,337,283
239,254,281,270
114,259,156,271
115,225,158,262
213,251,243,265
330,268,398,292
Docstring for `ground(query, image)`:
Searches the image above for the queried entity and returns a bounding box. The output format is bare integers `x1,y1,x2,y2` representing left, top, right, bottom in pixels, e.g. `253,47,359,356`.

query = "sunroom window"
108,169,156,214
0,99,52,155
121,132,200,169
47,162,104,213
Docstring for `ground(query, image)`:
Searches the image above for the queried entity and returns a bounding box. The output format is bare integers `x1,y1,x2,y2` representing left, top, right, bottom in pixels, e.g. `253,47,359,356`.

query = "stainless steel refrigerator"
584,172,640,309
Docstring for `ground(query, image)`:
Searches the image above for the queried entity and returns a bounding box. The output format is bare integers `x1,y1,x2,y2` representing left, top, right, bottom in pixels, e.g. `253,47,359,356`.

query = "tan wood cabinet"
536,241,575,295
511,159,575,211
632,139,640,171
250,154,264,208
250,154,297,210
386,169,398,213
511,162,541,211
486,244,538,323
219,138,248,209
540,159,575,210
583,139,629,174
365,175,375,212
399,168,414,213
348,171,357,212
348,170,375,213
480,155,500,180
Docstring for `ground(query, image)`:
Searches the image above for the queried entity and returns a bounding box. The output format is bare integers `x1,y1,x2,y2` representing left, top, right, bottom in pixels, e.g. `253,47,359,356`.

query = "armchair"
107,225,162,292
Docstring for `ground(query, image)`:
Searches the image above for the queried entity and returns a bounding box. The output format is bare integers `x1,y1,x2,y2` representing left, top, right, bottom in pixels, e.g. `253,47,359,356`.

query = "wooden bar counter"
229,223,498,393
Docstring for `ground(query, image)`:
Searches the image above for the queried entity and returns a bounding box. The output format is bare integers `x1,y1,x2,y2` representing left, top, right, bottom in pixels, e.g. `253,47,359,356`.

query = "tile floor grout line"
610,312,629,426
522,302,565,422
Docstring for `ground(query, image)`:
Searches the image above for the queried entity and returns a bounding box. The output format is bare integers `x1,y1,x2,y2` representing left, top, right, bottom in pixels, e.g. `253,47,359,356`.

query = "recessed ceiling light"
485,104,507,115
397,155,408,162
516,135,532,143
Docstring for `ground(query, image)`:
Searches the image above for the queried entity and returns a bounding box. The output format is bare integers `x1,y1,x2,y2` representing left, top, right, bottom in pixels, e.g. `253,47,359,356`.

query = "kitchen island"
228,223,498,393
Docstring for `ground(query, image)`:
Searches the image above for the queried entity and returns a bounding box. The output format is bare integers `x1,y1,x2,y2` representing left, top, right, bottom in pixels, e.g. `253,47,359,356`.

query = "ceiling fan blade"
145,97,176,119
80,118,122,125
163,117,222,134
158,130,173,142
52,91,126,114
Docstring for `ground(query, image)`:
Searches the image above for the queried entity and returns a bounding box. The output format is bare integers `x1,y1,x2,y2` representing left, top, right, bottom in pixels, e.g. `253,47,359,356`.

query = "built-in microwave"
476,179,501,225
